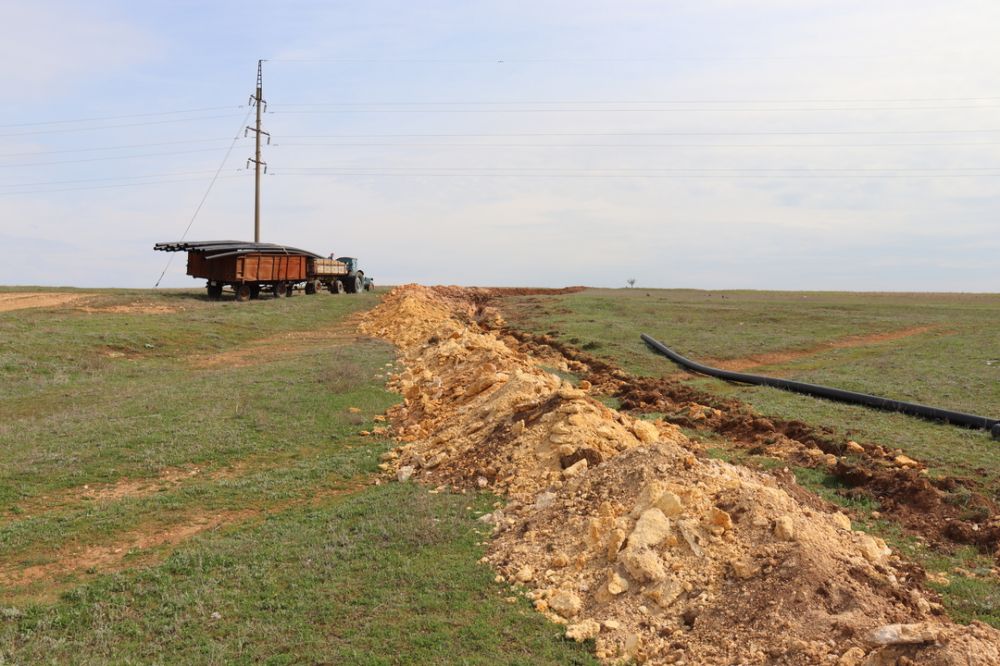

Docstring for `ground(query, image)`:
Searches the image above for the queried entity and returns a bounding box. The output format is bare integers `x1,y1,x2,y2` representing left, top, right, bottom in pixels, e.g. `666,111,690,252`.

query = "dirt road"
0,292,85,312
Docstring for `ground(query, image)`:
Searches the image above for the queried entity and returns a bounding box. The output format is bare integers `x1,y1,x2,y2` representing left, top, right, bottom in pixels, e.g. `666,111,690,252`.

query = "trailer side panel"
187,252,308,282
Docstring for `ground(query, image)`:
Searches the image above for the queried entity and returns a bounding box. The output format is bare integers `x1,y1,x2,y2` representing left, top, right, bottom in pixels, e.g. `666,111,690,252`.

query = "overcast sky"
1,1,998,291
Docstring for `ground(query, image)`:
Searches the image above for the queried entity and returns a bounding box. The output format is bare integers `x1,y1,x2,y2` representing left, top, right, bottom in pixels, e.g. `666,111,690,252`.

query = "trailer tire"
329,280,345,294
285,282,294,297
305,281,317,295
235,284,251,302
249,284,261,300
274,282,288,298
207,282,223,300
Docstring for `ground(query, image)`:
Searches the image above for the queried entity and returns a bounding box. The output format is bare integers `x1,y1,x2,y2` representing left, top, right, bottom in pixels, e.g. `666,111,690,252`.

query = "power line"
265,55,963,64
0,170,236,189
273,140,1000,149
267,104,1000,114
280,129,1000,138
155,105,256,286
276,96,1000,105
0,145,253,168
270,171,1000,180
275,165,1000,173
0,113,246,137
0,138,234,158
0,105,242,129
0,174,248,197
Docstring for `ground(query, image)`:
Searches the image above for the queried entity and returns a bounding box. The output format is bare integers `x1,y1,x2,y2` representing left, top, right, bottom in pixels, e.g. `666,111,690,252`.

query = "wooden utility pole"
246,59,269,243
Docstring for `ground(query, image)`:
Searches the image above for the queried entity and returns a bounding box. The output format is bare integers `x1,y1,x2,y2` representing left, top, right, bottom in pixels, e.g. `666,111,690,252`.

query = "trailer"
153,240,373,301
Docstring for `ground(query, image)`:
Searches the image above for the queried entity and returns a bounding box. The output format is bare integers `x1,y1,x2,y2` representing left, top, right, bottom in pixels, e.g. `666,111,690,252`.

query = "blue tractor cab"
336,257,374,292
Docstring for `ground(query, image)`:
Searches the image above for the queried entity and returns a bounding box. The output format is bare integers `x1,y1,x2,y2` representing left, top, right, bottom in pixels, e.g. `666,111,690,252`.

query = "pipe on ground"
640,333,999,440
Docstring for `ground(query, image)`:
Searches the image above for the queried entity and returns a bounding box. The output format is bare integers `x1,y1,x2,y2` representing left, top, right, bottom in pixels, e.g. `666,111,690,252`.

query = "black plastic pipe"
640,333,1000,440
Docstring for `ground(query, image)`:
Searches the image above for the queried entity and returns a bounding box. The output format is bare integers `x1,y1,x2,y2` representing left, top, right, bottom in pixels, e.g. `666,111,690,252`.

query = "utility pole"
246,59,269,243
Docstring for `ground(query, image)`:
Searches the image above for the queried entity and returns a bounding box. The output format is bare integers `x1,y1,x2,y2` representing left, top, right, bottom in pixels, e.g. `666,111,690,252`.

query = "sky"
1,0,998,291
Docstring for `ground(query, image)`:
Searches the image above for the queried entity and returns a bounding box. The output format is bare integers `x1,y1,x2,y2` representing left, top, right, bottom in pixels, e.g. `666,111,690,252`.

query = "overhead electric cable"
267,104,1000,114
0,169,235,189
0,105,242,128
0,113,246,137
270,171,1000,180
0,137,235,158
279,129,1000,138
0,146,253,168
273,140,1000,149
266,56,958,64
0,174,248,197
275,165,1000,173
276,95,1000,105
155,106,255,287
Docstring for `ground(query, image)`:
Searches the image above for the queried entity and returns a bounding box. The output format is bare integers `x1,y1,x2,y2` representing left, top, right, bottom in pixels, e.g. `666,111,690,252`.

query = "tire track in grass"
0,477,372,602
707,325,940,371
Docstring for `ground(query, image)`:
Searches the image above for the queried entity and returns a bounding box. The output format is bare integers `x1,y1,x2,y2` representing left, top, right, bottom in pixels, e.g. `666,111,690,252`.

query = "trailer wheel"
285,282,294,297
249,284,261,300
328,280,345,294
207,282,223,300
274,282,288,298
235,284,251,302
305,281,317,295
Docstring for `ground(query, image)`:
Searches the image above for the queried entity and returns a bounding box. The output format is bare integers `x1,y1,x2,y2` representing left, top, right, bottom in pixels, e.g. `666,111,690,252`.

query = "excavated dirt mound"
362,285,1000,665
501,328,1000,558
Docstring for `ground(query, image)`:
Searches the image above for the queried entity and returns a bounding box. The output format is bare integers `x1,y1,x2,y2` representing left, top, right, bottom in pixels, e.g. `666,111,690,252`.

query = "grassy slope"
0,289,595,665
501,287,1000,626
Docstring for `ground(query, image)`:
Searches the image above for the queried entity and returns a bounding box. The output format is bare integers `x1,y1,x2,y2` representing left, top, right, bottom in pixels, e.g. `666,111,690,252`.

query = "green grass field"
0,289,595,665
2,284,997,661
499,287,1000,626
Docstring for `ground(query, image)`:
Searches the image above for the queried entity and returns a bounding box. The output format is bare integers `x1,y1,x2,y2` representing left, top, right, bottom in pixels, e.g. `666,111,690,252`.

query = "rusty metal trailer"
155,240,310,301
154,241,372,300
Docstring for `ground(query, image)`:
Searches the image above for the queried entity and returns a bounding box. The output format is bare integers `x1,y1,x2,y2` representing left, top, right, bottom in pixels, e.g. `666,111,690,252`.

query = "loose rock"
549,590,584,619
566,619,601,642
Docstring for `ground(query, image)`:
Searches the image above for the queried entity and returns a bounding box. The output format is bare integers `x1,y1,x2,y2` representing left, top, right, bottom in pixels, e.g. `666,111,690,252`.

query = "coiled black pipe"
640,333,1000,440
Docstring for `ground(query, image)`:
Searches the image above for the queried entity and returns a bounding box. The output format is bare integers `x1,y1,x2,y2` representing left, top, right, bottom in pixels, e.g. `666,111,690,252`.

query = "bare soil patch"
709,325,940,371
190,316,365,368
9,467,207,519
0,292,86,312
77,302,179,315
0,510,258,591
1,473,367,599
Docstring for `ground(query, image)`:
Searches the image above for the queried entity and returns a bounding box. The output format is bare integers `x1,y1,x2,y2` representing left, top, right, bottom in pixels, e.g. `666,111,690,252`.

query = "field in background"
499,287,999,626
0,288,594,664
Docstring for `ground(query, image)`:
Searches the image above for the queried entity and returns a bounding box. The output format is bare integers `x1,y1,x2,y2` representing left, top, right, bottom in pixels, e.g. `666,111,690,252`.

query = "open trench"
362,285,1000,666
498,326,1000,558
